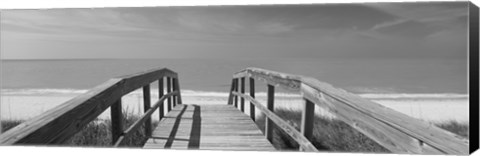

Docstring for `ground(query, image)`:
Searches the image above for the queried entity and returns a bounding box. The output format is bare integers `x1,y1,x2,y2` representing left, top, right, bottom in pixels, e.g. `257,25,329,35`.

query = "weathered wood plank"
117,68,177,91
235,67,468,154
227,79,235,105
110,99,123,145
143,85,152,137
240,77,245,112
300,79,469,154
174,77,183,104
234,79,239,108
0,78,123,144
233,92,318,152
265,85,274,142
249,77,255,121
240,68,301,91
115,91,178,146
172,78,177,107
158,78,164,120
167,77,172,112
300,99,314,144
143,104,275,151
302,85,432,153
0,68,179,145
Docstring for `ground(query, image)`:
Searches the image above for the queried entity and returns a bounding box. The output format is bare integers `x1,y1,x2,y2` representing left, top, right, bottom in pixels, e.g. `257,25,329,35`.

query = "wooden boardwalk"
0,67,469,154
143,104,275,151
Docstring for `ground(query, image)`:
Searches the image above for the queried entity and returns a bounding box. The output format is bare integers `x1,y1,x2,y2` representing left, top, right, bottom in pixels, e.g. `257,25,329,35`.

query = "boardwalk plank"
143,104,275,151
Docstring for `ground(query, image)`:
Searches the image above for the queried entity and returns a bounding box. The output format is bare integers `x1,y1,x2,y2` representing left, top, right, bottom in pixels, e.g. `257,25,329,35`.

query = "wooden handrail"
232,91,318,152
0,68,183,145
229,67,469,154
114,91,178,147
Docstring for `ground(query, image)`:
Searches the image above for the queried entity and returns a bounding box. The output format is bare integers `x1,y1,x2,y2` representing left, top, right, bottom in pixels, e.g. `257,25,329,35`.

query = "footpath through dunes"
0,67,470,155
144,104,274,150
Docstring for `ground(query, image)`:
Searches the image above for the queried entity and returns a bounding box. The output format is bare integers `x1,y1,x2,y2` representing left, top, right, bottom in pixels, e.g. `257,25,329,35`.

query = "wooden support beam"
249,77,255,121
115,91,177,147
172,78,177,107
143,85,152,137
227,79,235,105
240,77,245,112
234,79,238,108
0,68,179,145
265,84,275,142
300,99,315,151
233,92,318,152
110,99,123,145
167,77,172,112
174,77,182,104
158,78,164,120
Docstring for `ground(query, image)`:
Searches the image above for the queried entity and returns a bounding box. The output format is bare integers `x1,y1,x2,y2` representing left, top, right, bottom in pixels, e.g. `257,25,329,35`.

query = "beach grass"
1,108,469,152
1,109,158,147
434,120,469,138
253,107,470,153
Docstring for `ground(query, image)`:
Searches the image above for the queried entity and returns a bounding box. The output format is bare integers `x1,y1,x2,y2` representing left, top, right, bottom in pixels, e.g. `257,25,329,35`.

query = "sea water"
0,58,469,123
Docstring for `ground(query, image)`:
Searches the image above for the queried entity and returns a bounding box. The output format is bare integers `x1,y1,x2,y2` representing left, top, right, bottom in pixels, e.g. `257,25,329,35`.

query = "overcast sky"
0,2,469,60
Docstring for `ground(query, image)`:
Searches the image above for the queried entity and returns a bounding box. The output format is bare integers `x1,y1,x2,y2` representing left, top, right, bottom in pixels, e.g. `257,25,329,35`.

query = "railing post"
143,85,152,137
227,79,235,105
159,78,164,120
110,99,123,145
249,77,255,121
167,77,172,111
172,78,177,107
234,78,238,108
300,98,315,151
0,102,2,134
174,77,182,104
265,84,275,142
240,77,245,112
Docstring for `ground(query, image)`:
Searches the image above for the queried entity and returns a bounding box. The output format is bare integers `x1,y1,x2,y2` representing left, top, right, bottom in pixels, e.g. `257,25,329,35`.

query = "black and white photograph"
0,1,477,155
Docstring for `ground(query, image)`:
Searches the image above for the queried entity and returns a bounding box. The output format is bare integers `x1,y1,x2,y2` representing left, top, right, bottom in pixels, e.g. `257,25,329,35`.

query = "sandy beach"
0,89,469,123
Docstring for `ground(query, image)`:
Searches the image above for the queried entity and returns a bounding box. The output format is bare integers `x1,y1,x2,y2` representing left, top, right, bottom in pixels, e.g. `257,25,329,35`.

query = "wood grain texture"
143,85,152,137
265,85,274,142
167,77,172,112
227,79,235,105
115,91,178,146
234,79,238,108
301,99,314,142
158,78,164,120
110,99,123,145
0,68,179,145
301,79,468,154
233,67,468,154
172,78,177,107
174,78,183,104
143,104,275,151
235,68,301,92
232,92,318,152
240,77,245,112
249,77,255,121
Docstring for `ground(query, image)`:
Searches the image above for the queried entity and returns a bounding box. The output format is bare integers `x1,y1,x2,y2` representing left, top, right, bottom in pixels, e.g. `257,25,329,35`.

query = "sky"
0,2,470,60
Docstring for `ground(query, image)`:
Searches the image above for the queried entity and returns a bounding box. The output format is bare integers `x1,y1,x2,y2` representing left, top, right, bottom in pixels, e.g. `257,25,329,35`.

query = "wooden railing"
0,68,182,146
228,67,469,154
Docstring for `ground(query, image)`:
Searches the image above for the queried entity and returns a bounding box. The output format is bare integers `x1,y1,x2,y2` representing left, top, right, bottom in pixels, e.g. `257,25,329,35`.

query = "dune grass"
253,108,469,153
1,110,158,147
1,107,469,152
434,120,469,138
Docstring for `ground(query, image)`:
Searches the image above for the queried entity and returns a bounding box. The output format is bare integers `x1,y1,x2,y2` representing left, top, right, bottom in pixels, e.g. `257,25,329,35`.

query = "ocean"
0,58,469,122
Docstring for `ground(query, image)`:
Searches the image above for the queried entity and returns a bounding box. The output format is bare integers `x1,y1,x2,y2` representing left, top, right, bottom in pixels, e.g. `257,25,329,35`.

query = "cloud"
363,2,468,38
371,19,409,30
0,3,469,59
1,9,153,38
365,2,468,22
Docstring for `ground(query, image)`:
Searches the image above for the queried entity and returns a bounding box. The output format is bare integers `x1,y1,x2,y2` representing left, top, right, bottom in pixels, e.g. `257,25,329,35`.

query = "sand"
0,91,469,123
